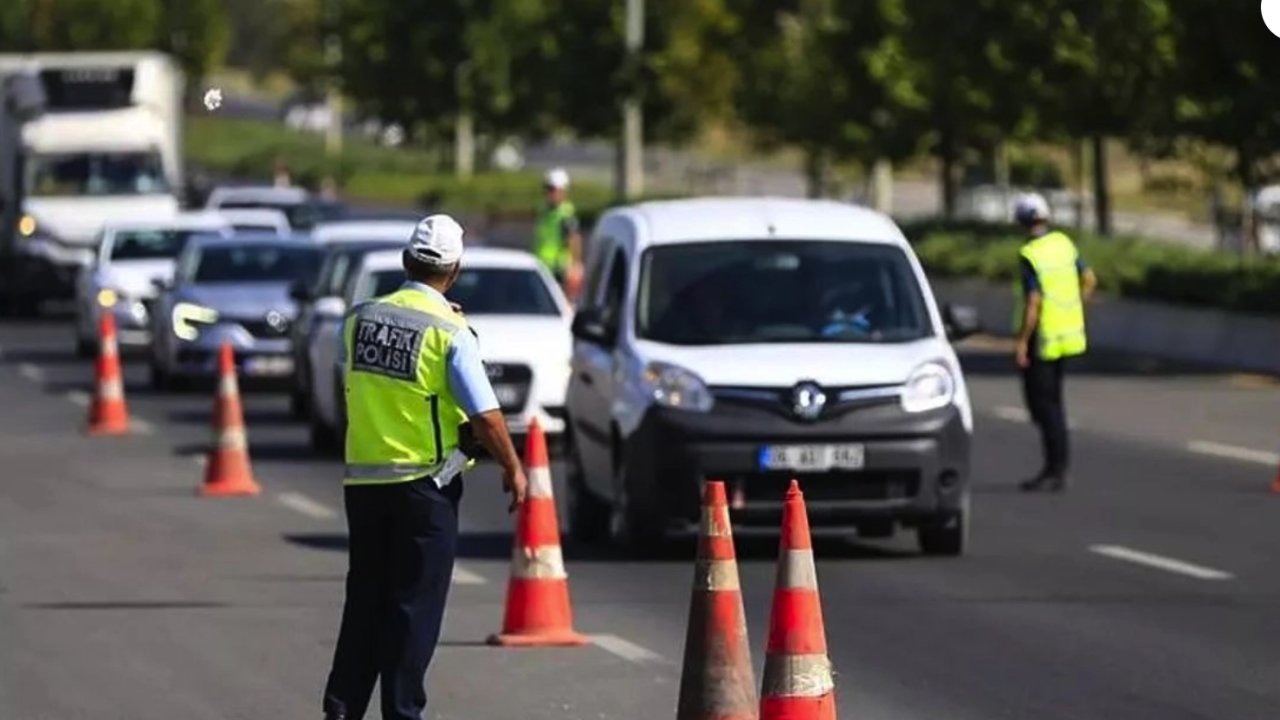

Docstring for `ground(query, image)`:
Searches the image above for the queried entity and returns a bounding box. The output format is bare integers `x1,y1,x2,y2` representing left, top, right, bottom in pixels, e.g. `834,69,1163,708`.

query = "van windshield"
636,240,932,345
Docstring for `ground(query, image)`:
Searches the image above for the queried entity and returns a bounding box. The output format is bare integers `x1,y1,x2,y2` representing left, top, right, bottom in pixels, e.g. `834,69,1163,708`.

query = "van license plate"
245,356,294,376
758,444,865,472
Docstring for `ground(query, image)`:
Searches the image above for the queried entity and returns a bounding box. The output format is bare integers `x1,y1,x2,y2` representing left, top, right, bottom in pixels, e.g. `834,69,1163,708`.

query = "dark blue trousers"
323,476,462,720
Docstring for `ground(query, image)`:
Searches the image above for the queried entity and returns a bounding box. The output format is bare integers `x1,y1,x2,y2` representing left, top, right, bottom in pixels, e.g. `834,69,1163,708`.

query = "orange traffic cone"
676,480,758,720
760,480,836,720
87,312,130,436
198,343,261,497
487,418,588,647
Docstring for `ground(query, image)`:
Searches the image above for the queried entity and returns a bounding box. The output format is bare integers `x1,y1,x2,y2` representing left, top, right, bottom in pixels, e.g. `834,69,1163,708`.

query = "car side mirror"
571,306,615,346
943,302,982,342
151,277,171,292
289,281,312,303
314,296,347,318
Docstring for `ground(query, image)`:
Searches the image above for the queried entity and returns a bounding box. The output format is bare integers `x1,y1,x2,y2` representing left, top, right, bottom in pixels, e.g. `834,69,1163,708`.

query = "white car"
214,208,291,237
564,197,981,555
308,247,573,453
203,184,344,230
74,212,232,356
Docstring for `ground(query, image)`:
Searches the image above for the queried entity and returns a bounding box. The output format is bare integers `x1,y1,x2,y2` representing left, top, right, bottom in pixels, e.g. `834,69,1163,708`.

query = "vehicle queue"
68,181,984,558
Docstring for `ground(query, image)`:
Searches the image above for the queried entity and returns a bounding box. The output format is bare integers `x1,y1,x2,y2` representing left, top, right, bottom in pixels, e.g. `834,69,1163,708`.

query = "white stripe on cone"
762,653,835,698
701,505,732,538
693,558,741,592
510,544,568,580
99,378,124,401
775,548,818,590
527,465,554,499
101,337,118,357
216,427,247,449
219,374,239,397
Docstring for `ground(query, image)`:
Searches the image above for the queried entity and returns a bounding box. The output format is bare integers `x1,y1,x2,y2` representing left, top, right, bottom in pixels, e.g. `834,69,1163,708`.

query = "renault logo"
790,381,827,421
265,310,288,331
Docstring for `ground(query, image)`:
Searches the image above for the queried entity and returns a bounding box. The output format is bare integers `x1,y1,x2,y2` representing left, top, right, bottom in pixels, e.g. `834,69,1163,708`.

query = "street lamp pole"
617,0,644,200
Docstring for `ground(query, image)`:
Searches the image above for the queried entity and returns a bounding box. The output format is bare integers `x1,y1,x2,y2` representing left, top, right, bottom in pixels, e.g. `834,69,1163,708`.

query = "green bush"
901,220,1280,316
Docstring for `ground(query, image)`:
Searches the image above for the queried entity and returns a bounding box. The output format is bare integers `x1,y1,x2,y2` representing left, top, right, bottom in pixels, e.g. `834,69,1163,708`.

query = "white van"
564,197,981,556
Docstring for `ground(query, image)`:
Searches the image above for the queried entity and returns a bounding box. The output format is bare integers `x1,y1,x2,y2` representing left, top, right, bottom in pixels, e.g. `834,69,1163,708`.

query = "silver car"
74,213,232,356
148,232,324,389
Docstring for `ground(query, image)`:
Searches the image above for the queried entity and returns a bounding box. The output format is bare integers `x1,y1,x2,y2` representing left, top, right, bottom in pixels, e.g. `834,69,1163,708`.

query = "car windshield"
188,244,323,284
25,151,169,197
637,240,931,345
358,267,560,316
218,200,333,230
107,229,199,261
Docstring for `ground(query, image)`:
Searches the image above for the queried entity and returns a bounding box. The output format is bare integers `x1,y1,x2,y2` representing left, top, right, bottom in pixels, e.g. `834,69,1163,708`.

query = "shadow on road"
957,347,1240,378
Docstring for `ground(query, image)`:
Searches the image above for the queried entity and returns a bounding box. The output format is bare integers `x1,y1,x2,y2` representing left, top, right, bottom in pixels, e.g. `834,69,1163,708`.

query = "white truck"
0,51,184,314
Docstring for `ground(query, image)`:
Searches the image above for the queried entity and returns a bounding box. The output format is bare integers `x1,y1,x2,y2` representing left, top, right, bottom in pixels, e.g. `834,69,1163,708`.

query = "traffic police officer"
533,167,583,295
1012,193,1097,492
323,214,528,720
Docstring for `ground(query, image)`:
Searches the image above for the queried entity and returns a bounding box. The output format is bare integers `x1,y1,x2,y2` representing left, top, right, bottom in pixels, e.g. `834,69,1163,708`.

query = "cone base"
86,422,130,436
485,630,590,647
198,480,262,497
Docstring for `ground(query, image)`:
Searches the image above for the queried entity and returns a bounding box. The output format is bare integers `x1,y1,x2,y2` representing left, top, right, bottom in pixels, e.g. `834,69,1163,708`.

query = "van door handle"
577,372,593,386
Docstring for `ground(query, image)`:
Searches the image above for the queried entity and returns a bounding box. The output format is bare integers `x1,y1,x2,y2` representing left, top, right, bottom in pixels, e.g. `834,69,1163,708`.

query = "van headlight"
901,361,955,413
172,302,219,341
642,361,714,412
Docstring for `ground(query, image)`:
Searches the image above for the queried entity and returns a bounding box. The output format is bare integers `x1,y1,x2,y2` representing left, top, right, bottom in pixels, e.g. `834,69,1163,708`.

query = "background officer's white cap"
544,167,570,189
407,214,465,266
1013,192,1051,225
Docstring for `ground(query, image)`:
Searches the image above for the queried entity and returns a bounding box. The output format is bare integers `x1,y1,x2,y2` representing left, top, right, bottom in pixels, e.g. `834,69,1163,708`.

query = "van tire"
565,429,609,543
917,508,968,556
608,441,662,555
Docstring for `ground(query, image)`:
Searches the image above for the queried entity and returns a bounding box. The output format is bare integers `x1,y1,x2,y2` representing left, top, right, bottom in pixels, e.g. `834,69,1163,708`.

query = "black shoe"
1019,473,1051,492
1046,474,1068,492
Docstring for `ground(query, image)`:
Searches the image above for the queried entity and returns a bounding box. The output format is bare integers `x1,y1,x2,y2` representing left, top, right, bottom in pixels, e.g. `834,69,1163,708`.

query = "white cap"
407,214,465,266
544,167,570,190
1013,192,1050,225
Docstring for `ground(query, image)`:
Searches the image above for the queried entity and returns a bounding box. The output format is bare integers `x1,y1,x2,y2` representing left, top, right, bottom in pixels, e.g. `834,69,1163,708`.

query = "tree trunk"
1237,149,1257,256
454,112,474,179
804,148,828,199
870,158,893,214
939,128,957,219
1091,134,1111,236
993,139,1010,188
1071,139,1087,230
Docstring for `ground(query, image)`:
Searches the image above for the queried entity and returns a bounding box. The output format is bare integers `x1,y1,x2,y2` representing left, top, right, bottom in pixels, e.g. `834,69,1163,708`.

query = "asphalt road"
2,314,1279,720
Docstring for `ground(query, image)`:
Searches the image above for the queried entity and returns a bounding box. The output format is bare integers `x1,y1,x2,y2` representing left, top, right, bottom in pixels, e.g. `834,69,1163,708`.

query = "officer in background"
323,214,528,720
533,167,583,298
1013,193,1097,493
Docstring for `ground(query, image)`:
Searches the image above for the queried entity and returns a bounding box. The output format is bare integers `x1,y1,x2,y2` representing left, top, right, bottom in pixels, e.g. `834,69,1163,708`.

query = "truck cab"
0,52,184,313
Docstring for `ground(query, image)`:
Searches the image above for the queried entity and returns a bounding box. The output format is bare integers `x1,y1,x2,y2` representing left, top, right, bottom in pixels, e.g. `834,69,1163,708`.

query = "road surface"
1,315,1278,719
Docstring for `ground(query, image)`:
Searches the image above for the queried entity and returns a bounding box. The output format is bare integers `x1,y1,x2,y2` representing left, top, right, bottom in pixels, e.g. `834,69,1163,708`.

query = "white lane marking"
276,492,337,520
1090,544,1234,581
18,363,44,382
991,406,1030,423
451,565,486,585
1186,441,1280,467
131,417,155,435
66,390,91,407
591,634,665,664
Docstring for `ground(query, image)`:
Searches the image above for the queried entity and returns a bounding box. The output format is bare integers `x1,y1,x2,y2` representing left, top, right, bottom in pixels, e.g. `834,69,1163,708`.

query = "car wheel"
565,427,609,543
289,389,309,419
149,358,171,391
76,335,97,359
917,493,969,557
608,440,663,555
309,414,340,456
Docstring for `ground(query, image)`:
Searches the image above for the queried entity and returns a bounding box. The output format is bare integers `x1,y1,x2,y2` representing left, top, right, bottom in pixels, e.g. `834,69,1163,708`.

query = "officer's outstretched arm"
470,410,528,511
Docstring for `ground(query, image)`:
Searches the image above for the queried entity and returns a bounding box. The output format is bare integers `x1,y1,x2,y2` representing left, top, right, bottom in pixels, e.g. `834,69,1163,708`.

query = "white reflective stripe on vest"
343,462,442,479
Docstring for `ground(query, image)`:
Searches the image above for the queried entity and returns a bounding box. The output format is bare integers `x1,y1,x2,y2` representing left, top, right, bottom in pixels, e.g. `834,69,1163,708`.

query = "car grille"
732,470,920,503
485,362,533,413
236,318,291,339
711,384,902,420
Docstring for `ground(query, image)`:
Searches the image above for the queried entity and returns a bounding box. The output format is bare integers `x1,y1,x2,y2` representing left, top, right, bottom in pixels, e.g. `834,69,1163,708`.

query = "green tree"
156,0,231,96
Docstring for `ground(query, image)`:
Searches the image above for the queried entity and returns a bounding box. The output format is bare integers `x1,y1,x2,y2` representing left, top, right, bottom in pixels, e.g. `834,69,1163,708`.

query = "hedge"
184,115,614,216
900,220,1280,317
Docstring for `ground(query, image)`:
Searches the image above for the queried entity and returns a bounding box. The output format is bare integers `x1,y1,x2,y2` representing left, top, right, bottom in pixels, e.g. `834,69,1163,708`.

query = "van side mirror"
151,277,171,292
571,306,615,346
942,303,982,342
314,296,347,318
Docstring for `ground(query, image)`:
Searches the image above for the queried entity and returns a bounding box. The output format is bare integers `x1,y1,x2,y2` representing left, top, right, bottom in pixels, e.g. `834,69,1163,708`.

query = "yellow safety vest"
1013,231,1088,360
534,200,576,273
342,286,471,485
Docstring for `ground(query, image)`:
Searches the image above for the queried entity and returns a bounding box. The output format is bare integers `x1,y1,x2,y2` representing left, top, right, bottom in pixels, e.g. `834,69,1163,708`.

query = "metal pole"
618,0,644,200
324,0,342,156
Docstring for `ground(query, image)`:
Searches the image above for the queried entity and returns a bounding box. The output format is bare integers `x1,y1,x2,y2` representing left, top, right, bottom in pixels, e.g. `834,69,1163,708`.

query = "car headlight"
901,361,955,414
641,361,714,412
18,214,37,237
97,288,119,308
172,302,220,341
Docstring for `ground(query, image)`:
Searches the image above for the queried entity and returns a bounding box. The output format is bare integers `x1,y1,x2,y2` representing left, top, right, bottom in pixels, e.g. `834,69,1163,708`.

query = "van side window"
582,237,613,306
602,249,628,326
